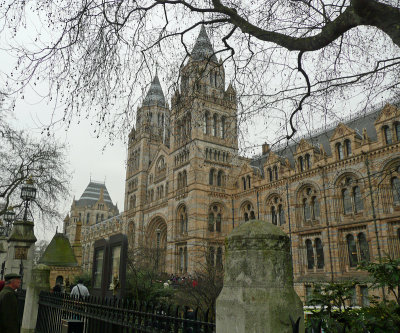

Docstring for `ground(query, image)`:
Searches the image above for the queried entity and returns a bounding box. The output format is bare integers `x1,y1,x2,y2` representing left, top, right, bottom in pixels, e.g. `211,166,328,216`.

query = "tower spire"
142,75,166,107
191,25,217,62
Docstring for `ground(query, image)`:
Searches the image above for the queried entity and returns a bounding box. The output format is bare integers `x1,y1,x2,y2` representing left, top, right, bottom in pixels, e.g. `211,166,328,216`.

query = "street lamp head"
4,206,16,223
21,177,37,201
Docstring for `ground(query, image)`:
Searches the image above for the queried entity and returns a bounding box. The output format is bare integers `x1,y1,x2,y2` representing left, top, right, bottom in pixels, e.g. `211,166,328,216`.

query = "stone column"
0,235,7,278
5,219,37,286
216,220,304,333
21,264,50,333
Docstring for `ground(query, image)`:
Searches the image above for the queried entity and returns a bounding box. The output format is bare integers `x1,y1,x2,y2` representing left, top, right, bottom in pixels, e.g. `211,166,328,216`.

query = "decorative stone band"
227,234,290,252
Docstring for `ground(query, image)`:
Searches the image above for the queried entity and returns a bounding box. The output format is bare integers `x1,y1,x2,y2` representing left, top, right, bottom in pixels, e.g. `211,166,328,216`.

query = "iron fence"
36,291,215,333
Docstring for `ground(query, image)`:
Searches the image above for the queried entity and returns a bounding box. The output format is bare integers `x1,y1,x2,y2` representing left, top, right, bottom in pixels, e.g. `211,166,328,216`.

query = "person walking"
70,279,90,298
0,273,22,333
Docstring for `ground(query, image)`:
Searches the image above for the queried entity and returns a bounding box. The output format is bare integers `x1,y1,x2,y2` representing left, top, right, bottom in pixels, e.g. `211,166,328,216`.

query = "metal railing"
36,291,215,333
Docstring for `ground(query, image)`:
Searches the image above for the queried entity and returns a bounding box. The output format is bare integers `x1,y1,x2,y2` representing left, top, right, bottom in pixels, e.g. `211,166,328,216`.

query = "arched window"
336,143,344,160
353,186,363,213
242,177,246,190
244,212,249,222
298,156,304,172
178,206,187,234
242,202,255,222
273,165,278,180
383,125,392,144
216,213,222,232
250,211,256,220
130,195,136,209
344,139,352,157
221,117,226,139
278,205,285,225
212,114,217,136
204,111,210,134
310,196,320,220
209,169,215,185
391,177,400,204
305,154,311,170
395,122,400,142
178,172,182,189
183,170,187,187
216,247,223,269
246,175,251,189
208,213,215,232
268,168,273,182
315,238,324,269
217,170,224,186
271,206,277,225
86,213,90,225
306,239,314,269
342,189,352,214
96,213,99,223
303,198,311,221
346,234,358,267
179,248,184,272
101,214,104,221
358,233,370,262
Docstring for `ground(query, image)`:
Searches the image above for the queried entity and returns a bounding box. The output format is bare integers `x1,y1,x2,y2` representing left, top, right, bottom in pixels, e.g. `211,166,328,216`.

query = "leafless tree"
33,239,49,264
0,99,70,224
0,1,399,150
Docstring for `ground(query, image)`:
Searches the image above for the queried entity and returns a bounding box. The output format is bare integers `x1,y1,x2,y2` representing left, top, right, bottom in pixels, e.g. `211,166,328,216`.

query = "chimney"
262,143,270,155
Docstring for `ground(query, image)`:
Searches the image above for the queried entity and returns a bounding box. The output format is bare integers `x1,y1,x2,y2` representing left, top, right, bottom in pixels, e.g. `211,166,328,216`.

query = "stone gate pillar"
216,220,304,333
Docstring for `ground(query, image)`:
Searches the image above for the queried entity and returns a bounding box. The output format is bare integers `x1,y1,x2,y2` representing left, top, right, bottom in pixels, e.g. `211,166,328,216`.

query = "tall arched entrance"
146,216,167,273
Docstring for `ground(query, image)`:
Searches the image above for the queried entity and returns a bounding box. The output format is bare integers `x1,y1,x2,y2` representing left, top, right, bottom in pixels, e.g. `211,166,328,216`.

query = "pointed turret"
143,75,166,107
191,25,217,62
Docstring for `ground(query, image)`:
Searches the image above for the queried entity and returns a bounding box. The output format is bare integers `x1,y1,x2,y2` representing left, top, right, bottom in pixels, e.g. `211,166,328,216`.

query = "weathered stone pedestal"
5,219,37,286
21,264,50,333
216,220,304,333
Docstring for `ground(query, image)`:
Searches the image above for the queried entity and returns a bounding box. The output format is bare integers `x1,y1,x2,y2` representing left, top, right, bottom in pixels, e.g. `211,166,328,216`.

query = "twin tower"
124,25,239,273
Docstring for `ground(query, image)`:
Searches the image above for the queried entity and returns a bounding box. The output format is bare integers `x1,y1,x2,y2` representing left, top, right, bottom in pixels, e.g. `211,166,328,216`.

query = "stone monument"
216,220,304,333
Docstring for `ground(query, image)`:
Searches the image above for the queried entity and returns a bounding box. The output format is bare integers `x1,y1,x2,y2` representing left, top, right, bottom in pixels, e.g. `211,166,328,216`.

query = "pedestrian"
0,273,22,333
70,279,90,298
0,280,5,292
52,283,62,293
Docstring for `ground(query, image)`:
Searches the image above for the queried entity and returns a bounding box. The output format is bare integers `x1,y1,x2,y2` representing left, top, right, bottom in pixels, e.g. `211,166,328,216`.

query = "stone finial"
216,220,304,333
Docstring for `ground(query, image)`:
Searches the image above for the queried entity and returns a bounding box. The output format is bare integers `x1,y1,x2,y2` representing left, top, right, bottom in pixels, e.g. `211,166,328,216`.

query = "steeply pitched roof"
75,181,116,209
39,233,78,267
142,75,166,107
191,25,217,62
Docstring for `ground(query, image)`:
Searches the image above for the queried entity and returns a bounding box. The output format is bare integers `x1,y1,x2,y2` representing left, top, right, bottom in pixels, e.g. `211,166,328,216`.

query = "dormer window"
268,168,273,182
383,125,393,144
336,142,344,160
305,154,311,170
344,139,352,157
273,165,278,180
395,122,400,141
298,156,304,172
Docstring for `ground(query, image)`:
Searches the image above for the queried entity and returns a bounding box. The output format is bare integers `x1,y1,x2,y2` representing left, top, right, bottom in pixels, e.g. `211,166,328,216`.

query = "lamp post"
4,207,16,236
20,178,37,222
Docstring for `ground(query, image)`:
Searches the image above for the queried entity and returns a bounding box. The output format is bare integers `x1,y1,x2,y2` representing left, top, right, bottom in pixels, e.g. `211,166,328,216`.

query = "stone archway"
146,216,168,273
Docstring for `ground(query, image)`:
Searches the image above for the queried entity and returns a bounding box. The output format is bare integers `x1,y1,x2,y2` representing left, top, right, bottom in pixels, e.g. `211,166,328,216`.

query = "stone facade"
66,26,400,306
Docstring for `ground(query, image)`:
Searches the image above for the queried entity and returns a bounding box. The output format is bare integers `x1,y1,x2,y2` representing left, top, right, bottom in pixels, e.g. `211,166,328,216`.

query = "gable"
329,123,356,142
375,103,400,125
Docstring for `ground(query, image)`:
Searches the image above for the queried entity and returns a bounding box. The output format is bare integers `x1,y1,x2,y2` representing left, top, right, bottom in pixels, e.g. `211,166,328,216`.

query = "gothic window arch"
305,154,311,170
298,156,304,172
299,186,320,223
358,232,370,262
242,177,246,190
268,168,273,182
221,116,226,139
246,175,251,189
177,205,188,234
216,247,223,269
346,234,358,267
217,170,224,187
208,205,223,232
344,139,352,157
242,202,255,222
315,238,324,269
178,172,182,189
183,170,187,187
383,125,393,144
204,111,210,134
392,176,400,205
129,195,136,209
212,114,218,136
209,169,215,185
339,176,364,215
336,142,344,160
305,239,314,269
395,122,400,142
273,165,279,180
267,195,285,225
